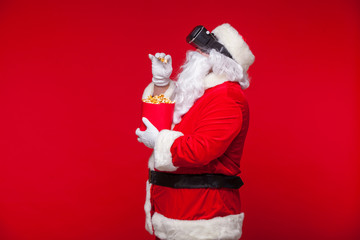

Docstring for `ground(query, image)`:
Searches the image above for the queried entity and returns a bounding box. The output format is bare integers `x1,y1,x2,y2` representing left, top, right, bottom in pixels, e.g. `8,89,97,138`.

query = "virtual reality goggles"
186,25,233,59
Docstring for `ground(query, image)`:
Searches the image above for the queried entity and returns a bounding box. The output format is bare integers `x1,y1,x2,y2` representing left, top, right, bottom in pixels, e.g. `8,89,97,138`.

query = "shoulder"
203,73,247,102
206,81,247,104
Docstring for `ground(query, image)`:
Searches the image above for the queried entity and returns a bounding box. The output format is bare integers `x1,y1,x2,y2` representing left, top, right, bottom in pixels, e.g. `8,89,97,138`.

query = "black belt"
149,170,244,189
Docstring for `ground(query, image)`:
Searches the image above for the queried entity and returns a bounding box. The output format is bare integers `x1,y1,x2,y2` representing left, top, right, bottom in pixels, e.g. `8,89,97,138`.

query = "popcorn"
140,94,175,130
158,57,168,64
142,94,174,104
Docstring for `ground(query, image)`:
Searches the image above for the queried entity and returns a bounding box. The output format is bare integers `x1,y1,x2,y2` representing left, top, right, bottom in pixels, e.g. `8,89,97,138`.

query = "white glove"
135,117,159,149
148,53,172,87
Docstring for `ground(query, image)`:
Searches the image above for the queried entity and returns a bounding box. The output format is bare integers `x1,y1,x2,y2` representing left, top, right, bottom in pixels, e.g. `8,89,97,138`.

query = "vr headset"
186,25,233,59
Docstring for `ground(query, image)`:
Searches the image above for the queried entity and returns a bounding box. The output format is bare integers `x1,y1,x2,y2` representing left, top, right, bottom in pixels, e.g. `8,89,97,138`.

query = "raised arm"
147,53,174,97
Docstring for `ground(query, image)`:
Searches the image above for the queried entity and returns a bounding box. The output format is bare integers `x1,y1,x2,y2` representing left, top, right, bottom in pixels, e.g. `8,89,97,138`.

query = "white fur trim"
142,81,176,100
142,82,155,99
212,23,255,72
203,73,228,90
152,212,245,240
148,152,155,171
164,80,176,100
154,130,184,172
144,181,153,235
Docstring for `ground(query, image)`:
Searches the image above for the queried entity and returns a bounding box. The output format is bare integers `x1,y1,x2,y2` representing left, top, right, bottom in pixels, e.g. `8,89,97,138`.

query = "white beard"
173,50,247,125
173,51,211,124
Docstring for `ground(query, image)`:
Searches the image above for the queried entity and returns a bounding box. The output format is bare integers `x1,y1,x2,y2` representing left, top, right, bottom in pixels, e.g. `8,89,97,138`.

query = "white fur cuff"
142,82,155,100
154,130,183,172
142,81,176,100
164,80,176,100
152,212,245,240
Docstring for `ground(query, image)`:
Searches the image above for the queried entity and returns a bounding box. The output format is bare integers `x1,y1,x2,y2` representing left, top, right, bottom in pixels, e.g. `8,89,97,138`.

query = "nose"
196,48,209,57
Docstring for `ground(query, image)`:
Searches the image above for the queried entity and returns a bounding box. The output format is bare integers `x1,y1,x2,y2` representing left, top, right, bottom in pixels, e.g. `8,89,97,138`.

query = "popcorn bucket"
140,102,175,131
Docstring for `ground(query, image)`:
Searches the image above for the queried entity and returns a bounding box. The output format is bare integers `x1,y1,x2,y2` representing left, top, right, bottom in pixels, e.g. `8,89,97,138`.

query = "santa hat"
212,23,255,72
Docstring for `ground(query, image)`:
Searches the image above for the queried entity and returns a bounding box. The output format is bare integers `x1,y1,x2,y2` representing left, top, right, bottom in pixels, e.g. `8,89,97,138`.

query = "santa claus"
136,23,255,240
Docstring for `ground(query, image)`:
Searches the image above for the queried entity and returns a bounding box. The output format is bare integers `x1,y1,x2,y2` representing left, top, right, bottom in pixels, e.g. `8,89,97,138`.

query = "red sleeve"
170,92,243,168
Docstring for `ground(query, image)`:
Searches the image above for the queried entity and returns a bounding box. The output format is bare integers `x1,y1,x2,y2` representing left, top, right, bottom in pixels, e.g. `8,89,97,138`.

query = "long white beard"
173,50,248,124
173,51,211,124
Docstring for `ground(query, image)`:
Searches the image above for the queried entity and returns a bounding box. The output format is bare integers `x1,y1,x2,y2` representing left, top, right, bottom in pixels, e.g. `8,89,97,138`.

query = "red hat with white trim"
212,23,255,72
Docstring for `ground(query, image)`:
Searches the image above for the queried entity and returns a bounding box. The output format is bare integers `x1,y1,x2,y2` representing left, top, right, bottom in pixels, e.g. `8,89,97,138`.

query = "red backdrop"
0,0,359,239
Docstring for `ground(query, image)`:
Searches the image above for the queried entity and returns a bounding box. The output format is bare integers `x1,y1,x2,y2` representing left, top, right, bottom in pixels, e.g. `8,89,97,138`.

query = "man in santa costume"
136,23,255,240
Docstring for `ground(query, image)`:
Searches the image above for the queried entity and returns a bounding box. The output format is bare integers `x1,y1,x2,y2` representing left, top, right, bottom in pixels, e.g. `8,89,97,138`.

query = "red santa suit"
142,23,255,240
142,73,249,240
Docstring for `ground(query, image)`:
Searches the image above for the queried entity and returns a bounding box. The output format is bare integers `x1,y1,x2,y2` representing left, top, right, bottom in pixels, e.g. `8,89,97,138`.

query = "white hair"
209,49,250,89
173,50,250,124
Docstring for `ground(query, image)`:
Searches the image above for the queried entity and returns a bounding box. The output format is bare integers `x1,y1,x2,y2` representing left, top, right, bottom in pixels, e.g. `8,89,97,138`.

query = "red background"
0,0,359,239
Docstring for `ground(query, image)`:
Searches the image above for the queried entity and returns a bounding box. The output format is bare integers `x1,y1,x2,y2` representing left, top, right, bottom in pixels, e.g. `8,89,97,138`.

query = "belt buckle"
149,170,153,183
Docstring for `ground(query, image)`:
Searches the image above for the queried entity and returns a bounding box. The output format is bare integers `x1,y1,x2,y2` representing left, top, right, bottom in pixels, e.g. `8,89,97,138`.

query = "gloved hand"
135,117,159,149
148,53,172,87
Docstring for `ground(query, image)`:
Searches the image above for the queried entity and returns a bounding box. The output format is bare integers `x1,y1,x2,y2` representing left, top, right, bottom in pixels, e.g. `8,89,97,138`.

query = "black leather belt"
149,170,244,189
